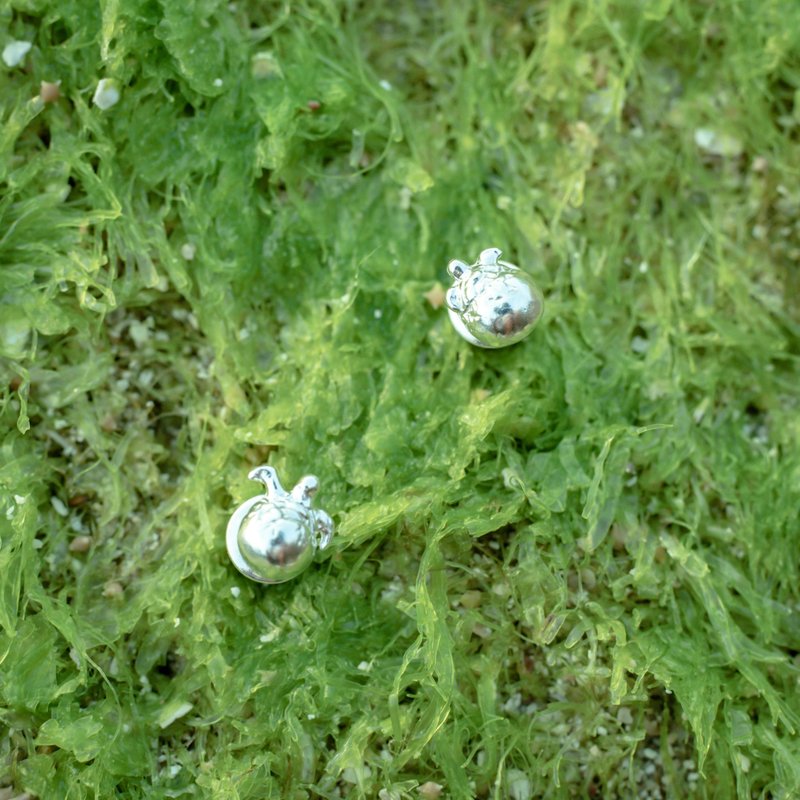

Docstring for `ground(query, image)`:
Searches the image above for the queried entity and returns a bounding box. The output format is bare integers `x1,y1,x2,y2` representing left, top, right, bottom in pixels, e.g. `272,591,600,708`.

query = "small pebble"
507,768,532,800
342,766,371,783
230,586,241,598
472,623,492,639
694,127,742,157
213,78,223,88
128,320,152,347
40,81,61,103
103,581,124,598
180,242,196,261
68,535,93,553
459,590,482,609
139,369,154,388
738,753,751,773
418,782,443,799
51,496,69,517
251,51,283,80
501,692,523,714
307,99,321,110
617,707,634,726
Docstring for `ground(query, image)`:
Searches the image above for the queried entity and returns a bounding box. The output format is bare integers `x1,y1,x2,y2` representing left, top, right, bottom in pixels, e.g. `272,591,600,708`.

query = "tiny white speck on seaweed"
230,586,241,598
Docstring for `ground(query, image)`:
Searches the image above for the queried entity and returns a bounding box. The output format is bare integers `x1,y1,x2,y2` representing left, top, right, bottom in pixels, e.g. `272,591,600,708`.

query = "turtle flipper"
313,510,334,550
446,287,462,312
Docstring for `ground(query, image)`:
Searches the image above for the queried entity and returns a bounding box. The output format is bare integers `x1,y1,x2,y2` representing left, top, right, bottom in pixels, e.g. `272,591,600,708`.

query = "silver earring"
226,466,334,584
445,247,544,348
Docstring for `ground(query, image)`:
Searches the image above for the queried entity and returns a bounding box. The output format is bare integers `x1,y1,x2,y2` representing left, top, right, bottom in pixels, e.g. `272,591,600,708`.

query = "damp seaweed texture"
1,1,800,798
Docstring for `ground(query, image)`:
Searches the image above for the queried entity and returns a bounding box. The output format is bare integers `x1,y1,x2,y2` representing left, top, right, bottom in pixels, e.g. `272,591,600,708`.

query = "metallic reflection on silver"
445,247,544,348
226,466,333,584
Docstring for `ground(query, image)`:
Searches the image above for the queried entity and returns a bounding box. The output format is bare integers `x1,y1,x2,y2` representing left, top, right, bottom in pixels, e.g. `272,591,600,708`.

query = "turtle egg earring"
445,247,544,348
226,466,334,584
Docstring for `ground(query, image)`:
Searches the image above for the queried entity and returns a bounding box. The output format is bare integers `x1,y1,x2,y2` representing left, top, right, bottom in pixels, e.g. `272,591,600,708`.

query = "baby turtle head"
478,247,502,266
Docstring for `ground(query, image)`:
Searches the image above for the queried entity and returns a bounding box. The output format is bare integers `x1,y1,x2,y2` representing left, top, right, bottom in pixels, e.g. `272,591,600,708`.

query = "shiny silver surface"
445,247,544,348
226,466,333,584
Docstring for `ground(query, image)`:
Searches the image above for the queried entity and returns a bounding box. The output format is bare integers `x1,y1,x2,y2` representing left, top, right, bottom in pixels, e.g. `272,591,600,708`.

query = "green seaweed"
1,0,800,797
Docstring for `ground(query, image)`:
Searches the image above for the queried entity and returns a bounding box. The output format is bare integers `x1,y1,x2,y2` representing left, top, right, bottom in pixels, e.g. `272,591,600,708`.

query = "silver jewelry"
445,247,544,348
226,466,333,584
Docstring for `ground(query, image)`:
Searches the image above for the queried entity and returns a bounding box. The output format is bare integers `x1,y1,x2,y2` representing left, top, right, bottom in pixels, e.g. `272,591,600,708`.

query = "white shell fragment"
92,78,121,110
2,41,32,68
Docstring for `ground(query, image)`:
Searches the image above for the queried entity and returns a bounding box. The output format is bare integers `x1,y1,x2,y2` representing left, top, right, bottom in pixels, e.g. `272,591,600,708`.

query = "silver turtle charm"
226,466,334,584
446,247,544,348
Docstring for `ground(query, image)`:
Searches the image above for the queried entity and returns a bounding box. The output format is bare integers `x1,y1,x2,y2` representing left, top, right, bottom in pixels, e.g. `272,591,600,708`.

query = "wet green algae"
1,0,800,797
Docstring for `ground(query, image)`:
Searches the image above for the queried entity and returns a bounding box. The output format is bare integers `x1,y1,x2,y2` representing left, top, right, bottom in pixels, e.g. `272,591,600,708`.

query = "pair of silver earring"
227,247,544,584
